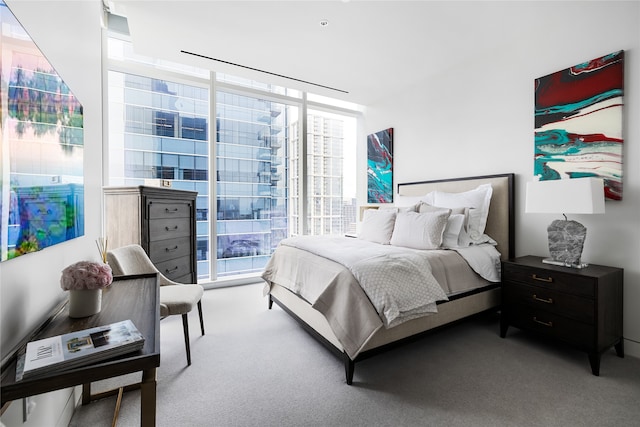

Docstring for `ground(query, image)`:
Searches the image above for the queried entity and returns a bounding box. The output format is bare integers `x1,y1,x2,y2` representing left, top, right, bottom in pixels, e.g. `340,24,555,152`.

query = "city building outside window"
107,37,359,284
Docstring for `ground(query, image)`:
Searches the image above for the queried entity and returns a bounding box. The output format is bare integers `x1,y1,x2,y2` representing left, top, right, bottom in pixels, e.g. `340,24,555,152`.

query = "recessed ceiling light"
319,19,329,27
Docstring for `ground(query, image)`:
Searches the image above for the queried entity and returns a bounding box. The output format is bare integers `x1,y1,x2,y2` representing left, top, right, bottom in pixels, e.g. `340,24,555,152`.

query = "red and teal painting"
534,50,624,200
367,128,393,203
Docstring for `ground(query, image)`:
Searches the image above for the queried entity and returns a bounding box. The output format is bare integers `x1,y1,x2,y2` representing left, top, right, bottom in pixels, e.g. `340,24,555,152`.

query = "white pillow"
422,184,492,243
359,208,397,244
390,210,450,250
419,203,470,248
442,213,465,248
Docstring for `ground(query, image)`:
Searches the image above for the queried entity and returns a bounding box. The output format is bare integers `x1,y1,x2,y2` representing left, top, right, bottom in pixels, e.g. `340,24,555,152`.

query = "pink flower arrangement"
60,261,113,291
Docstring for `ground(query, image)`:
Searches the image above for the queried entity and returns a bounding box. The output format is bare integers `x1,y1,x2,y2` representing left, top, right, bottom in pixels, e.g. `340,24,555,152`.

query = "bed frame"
268,173,515,384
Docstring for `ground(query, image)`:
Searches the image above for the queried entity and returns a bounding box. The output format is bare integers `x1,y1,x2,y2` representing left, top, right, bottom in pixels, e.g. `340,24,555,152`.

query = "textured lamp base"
541,257,589,269
546,219,587,268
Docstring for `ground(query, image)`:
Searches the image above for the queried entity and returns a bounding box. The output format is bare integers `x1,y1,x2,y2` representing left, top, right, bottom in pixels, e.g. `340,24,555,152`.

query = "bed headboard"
397,173,515,261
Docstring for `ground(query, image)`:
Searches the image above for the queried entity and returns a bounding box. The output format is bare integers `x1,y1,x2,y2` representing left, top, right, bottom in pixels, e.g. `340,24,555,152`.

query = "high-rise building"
215,92,289,277
107,38,356,282
291,114,346,236
342,198,358,235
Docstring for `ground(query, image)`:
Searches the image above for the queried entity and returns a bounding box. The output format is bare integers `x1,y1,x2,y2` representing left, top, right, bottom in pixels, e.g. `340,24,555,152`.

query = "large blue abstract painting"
0,1,84,261
367,128,393,203
534,50,624,200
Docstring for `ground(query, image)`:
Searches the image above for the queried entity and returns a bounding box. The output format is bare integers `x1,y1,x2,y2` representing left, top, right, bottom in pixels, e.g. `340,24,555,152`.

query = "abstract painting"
534,50,624,200
0,1,84,261
367,128,393,203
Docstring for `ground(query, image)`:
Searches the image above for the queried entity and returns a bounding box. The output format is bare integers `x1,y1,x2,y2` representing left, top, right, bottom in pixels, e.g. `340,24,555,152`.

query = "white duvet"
280,236,501,328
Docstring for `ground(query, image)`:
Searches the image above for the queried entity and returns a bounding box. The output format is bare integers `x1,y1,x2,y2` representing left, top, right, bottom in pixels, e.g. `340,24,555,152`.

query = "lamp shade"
526,177,605,215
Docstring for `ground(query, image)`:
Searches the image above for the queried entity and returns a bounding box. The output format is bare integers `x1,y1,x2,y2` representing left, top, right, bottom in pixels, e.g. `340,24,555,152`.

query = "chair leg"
197,300,205,336
182,314,191,366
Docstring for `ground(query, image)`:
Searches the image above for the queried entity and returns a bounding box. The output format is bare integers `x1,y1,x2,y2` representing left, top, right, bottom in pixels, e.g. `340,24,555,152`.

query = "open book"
23,319,145,378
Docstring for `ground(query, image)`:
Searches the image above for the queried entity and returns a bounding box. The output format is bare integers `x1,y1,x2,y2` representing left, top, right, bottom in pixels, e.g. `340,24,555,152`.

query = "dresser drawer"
503,282,594,324
508,305,594,350
156,256,192,282
148,200,192,219
149,218,192,241
503,263,595,297
149,236,192,264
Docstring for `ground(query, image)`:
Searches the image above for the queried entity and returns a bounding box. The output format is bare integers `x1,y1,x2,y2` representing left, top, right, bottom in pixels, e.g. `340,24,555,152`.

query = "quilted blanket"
280,236,449,328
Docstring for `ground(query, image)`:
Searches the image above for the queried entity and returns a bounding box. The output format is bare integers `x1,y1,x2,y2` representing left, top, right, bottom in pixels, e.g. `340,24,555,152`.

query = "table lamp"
525,177,605,268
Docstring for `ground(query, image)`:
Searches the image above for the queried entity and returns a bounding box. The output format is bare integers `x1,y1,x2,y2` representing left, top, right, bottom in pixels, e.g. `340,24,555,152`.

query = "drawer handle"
165,208,179,213
165,225,179,231
532,274,553,283
165,246,179,252
532,294,554,304
165,266,179,274
533,317,553,327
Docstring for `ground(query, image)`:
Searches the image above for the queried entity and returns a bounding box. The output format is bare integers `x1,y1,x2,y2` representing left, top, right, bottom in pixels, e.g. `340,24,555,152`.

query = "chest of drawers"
500,256,623,375
104,186,197,284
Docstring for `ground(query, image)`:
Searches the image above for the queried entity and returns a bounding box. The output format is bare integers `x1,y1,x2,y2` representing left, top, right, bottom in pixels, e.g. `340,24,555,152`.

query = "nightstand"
500,255,623,375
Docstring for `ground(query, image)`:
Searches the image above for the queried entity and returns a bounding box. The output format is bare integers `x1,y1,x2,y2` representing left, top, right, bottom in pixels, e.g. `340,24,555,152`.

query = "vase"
68,289,102,318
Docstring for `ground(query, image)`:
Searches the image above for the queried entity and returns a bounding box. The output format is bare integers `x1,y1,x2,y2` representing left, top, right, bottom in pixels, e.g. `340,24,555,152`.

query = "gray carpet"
70,283,640,427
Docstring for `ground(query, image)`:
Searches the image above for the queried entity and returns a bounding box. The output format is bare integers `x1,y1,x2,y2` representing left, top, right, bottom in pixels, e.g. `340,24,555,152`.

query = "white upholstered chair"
107,244,205,366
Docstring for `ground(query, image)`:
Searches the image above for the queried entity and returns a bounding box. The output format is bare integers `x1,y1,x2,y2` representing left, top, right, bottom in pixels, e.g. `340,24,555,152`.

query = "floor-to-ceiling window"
107,35,360,284
107,69,211,279
290,110,357,236
215,91,294,277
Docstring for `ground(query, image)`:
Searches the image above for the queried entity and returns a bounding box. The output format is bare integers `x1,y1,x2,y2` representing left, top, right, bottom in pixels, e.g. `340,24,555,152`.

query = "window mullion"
300,93,309,236
209,71,218,280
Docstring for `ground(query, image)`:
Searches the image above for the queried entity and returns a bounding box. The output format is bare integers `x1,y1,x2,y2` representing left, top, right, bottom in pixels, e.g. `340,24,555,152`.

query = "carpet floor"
69,283,640,427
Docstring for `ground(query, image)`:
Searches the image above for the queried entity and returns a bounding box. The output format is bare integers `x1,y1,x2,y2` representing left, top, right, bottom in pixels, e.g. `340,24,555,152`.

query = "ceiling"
109,1,543,106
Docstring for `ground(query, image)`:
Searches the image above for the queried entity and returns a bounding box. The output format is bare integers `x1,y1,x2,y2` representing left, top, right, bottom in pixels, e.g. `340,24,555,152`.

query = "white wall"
0,1,103,426
363,1,640,357
0,1,637,425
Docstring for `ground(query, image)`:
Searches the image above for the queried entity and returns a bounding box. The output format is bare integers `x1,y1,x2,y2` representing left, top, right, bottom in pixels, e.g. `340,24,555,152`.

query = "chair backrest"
107,244,159,276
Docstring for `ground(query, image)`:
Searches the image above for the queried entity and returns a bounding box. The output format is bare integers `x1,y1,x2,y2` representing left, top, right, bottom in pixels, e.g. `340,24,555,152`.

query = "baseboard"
624,338,640,359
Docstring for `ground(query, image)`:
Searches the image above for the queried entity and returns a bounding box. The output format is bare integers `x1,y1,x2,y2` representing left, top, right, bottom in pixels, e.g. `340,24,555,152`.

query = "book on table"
22,319,145,378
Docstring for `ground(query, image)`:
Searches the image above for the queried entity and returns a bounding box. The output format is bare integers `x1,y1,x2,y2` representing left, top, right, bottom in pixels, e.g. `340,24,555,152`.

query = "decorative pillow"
442,213,466,248
379,205,419,214
358,208,397,244
420,203,470,248
422,184,492,243
390,210,450,250
417,203,451,215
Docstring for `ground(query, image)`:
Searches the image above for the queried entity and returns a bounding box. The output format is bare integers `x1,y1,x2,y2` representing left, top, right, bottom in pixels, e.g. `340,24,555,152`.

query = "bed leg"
268,295,273,310
344,354,354,385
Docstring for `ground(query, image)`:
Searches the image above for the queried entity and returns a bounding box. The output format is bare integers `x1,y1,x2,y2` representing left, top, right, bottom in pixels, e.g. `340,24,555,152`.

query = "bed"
262,173,514,384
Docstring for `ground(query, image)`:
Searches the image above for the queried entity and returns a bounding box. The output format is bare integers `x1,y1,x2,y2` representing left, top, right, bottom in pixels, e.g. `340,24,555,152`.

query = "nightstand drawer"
503,263,595,297
508,305,593,350
503,282,594,324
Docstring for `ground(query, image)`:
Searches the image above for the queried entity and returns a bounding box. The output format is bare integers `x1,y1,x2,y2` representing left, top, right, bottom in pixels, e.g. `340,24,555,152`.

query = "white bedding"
262,235,501,359
281,235,449,328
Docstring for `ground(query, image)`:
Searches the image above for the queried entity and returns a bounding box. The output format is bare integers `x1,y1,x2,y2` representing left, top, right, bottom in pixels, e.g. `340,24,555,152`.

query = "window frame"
105,36,362,287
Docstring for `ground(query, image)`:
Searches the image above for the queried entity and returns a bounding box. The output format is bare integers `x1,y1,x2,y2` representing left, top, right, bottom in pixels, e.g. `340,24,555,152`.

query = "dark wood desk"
1,274,160,426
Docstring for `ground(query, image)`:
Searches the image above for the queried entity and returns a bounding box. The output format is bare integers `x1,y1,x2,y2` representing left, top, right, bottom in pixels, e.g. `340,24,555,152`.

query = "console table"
1,273,160,426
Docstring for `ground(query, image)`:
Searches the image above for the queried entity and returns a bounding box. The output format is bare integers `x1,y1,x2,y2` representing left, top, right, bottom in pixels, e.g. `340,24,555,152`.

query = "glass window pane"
302,110,357,236
215,90,295,278
108,71,210,280
108,38,360,282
